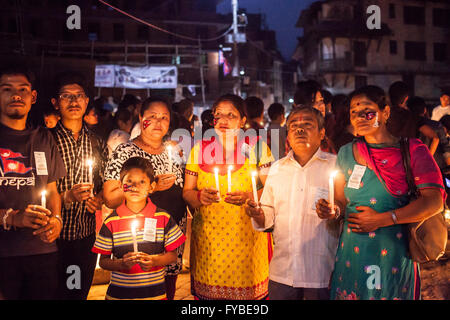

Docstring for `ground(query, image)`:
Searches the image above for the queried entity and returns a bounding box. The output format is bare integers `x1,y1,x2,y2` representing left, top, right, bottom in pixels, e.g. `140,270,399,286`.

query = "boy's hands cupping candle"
137,253,157,271
121,252,140,270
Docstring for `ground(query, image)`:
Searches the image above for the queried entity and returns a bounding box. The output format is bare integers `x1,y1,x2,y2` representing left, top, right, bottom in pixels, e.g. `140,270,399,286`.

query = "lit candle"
87,159,94,196
214,167,220,199
329,171,338,215
167,145,173,173
41,190,47,208
251,171,258,203
227,165,233,193
131,220,138,253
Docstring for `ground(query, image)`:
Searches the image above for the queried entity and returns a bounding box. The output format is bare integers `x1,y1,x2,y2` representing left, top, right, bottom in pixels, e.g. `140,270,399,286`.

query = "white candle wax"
251,171,258,203
329,171,338,214
214,167,220,199
167,145,173,173
227,165,233,193
41,190,47,208
87,159,94,196
131,220,138,253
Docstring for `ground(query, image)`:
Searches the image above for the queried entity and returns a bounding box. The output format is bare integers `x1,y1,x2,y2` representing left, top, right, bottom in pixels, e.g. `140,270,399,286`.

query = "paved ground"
87,268,194,300
88,219,449,300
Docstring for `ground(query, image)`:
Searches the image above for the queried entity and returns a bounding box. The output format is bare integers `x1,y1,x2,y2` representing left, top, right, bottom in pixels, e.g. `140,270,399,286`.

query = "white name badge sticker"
34,152,48,176
312,187,329,210
143,218,157,242
347,164,367,189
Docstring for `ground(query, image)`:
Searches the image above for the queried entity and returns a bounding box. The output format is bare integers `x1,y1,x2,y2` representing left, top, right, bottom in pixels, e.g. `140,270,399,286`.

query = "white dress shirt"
253,148,339,288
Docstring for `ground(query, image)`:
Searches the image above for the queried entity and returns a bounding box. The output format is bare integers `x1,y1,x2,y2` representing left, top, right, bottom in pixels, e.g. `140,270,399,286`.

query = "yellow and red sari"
186,135,273,300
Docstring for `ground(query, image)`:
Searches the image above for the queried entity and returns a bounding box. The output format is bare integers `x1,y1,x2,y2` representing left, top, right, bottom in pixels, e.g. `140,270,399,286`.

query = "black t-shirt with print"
0,124,66,257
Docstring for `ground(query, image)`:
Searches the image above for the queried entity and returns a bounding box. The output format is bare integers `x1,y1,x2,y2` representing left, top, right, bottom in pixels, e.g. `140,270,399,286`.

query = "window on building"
404,6,425,25
389,4,396,19
433,9,450,28
113,23,124,41
389,40,397,55
355,76,367,90
434,43,447,62
137,25,148,40
405,41,426,61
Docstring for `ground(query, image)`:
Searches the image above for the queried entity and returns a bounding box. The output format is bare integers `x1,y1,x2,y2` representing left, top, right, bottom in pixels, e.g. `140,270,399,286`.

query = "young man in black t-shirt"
0,67,66,299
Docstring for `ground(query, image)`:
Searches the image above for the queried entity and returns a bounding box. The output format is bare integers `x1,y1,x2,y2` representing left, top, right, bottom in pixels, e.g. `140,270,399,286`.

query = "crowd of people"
0,64,448,300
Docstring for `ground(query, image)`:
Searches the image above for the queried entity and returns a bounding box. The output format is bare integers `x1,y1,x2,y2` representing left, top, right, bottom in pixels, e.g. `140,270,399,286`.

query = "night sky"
217,0,317,61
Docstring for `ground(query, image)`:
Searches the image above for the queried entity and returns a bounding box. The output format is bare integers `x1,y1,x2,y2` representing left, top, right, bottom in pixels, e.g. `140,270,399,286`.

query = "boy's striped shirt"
92,200,185,300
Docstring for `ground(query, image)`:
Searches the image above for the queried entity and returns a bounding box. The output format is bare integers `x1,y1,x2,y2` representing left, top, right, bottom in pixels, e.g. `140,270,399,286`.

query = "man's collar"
283,148,329,166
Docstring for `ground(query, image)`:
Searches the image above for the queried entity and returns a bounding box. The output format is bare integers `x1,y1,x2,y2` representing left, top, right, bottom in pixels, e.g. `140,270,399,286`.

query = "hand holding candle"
131,220,138,253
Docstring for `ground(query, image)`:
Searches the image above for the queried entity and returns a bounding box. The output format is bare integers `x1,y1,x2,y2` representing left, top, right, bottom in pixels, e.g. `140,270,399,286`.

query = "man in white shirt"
431,90,450,121
245,106,340,300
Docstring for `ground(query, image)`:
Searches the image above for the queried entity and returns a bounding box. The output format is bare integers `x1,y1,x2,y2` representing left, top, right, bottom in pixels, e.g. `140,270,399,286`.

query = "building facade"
0,0,284,110
293,0,450,101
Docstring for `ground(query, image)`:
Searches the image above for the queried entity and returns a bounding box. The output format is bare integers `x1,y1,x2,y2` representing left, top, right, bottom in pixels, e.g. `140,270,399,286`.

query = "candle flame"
167,145,173,152
41,190,47,196
87,159,93,166
214,167,219,174
228,165,233,171
251,171,257,177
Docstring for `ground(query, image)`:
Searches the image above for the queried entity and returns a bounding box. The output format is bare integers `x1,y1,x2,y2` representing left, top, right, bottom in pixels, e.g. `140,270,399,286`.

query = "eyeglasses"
59,93,87,101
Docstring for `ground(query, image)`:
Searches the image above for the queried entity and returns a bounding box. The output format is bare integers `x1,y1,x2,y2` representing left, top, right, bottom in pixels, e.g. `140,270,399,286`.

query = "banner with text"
95,65,178,89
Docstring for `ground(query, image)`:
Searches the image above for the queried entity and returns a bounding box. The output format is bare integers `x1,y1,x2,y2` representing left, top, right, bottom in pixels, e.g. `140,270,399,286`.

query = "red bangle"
197,190,201,202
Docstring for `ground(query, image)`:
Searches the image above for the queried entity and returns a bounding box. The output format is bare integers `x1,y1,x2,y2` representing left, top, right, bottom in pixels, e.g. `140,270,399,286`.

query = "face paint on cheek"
143,120,152,130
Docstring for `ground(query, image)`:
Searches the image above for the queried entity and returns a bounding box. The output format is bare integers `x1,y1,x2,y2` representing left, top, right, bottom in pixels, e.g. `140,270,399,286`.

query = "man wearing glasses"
245,107,340,300
50,73,108,300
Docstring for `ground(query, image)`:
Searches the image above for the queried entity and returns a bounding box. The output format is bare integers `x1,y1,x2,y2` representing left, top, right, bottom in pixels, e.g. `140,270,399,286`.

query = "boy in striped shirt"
92,157,185,300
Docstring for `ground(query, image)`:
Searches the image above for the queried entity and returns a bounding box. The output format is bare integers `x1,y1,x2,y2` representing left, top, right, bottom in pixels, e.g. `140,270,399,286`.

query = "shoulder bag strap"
399,137,420,199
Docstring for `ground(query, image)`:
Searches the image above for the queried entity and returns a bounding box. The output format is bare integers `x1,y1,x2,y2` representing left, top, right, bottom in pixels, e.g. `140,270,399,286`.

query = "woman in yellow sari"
183,94,273,300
